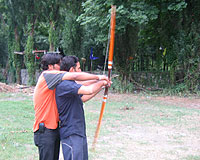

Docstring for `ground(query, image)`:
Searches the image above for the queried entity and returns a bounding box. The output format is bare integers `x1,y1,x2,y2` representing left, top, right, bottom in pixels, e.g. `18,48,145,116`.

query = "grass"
0,92,200,160
0,93,38,160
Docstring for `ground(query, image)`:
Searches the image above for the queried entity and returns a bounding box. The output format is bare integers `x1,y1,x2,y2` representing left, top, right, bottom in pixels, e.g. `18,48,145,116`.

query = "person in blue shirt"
56,56,110,160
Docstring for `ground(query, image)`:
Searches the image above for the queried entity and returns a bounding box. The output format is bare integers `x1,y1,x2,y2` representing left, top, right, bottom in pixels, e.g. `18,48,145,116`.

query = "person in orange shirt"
33,53,109,160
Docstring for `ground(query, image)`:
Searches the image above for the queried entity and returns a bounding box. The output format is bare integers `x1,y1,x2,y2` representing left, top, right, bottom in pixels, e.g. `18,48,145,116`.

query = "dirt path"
106,93,200,109
0,82,34,95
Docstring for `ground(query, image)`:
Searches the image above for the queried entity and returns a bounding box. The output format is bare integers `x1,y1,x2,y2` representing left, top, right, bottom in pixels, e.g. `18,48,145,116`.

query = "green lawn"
0,92,200,160
0,93,38,160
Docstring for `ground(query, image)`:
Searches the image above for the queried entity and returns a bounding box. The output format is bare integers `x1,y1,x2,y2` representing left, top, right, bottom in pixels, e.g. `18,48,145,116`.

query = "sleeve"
43,73,65,90
57,80,82,96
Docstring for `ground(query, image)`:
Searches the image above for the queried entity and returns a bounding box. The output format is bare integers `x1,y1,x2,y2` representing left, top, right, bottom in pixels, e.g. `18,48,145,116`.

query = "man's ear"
69,67,74,72
48,64,53,70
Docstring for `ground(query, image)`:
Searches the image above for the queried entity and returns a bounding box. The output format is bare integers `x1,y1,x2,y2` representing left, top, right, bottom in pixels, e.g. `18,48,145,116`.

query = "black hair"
40,53,63,70
60,56,79,71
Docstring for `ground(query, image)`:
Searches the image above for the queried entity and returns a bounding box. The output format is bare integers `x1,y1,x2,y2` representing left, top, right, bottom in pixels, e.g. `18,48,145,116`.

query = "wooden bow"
92,5,116,150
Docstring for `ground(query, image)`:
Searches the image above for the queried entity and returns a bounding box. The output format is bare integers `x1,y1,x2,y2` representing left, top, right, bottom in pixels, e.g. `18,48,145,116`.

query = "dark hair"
60,56,79,71
40,53,63,70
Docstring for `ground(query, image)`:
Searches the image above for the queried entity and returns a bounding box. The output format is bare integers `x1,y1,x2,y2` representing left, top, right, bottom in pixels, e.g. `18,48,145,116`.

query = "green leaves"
129,2,159,24
0,0,199,92
25,32,35,85
168,1,187,11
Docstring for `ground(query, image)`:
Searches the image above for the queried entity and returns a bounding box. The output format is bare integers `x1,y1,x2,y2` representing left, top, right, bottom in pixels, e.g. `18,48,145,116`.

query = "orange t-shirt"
33,70,65,132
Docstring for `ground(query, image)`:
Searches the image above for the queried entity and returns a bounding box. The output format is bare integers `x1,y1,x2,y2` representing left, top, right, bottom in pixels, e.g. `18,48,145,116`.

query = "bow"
92,5,116,150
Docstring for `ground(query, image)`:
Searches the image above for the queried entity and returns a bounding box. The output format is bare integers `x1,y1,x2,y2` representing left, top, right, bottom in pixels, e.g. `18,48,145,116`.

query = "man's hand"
101,80,112,87
98,75,109,82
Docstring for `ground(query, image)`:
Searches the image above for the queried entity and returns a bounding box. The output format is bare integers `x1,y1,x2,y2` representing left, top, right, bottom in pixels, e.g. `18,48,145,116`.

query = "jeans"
34,127,60,160
61,134,88,160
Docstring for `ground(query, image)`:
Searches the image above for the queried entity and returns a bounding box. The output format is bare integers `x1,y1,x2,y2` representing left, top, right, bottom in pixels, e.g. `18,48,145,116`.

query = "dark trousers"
61,134,88,160
34,127,60,160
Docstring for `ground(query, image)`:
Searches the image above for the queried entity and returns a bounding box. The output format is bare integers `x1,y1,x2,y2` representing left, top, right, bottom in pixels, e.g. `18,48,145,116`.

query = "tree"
5,0,27,84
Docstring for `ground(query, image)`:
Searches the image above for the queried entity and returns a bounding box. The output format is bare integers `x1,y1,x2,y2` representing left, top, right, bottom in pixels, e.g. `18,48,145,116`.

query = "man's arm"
81,87,102,102
76,80,98,86
78,80,108,96
62,72,108,82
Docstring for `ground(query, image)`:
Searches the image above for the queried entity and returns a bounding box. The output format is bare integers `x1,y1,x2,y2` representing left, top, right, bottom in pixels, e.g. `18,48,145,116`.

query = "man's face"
74,62,81,72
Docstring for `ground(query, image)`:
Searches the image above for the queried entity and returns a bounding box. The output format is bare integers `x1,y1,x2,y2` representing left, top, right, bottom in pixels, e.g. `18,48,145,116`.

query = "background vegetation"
0,0,199,93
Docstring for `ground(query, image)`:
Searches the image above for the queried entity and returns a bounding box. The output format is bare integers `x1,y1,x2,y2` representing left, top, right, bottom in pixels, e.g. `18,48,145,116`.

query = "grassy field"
0,92,200,160
0,93,38,160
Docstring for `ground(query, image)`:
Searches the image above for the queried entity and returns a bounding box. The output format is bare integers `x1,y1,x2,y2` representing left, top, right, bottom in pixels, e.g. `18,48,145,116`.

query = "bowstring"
103,19,111,75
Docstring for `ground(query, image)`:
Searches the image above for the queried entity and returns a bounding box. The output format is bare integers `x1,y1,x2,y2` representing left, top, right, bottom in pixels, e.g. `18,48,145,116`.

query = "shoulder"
57,80,82,89
43,70,66,74
59,80,76,86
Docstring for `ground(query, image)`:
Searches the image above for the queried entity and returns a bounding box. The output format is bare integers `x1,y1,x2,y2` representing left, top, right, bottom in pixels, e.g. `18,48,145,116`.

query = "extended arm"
76,80,99,86
78,80,107,96
81,87,102,102
62,72,108,82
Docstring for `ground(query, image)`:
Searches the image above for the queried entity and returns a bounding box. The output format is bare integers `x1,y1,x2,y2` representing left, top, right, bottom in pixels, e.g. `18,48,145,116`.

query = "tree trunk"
49,22,55,51
14,26,21,84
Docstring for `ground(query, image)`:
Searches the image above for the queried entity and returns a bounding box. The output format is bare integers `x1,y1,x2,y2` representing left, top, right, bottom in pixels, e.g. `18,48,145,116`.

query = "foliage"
0,72,6,82
60,1,84,57
0,18,8,68
7,33,16,83
167,0,187,11
0,0,199,93
25,31,35,85
171,21,200,93
13,40,22,84
48,21,57,51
